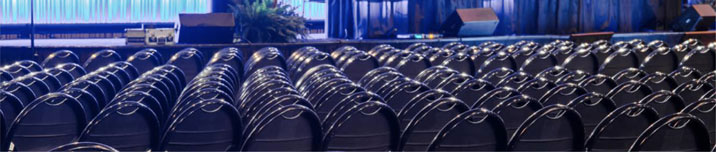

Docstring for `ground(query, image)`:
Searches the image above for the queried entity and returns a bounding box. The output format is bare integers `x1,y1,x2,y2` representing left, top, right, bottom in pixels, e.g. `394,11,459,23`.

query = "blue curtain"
328,0,711,39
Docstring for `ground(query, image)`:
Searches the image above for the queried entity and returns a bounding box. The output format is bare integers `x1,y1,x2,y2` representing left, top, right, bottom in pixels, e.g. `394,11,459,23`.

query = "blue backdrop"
328,0,715,39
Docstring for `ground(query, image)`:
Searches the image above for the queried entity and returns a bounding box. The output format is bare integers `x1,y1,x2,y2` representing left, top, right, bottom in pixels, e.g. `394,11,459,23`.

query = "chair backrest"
476,51,517,77
399,97,469,151
699,71,715,86
397,90,453,128
43,68,73,86
606,80,653,106
680,99,716,145
612,68,647,84
640,72,679,92
480,67,514,86
680,45,716,74
394,53,432,79
674,80,715,105
440,52,476,76
62,88,100,120
13,60,43,72
322,101,400,151
3,93,86,151
0,91,23,125
84,49,122,72
77,102,159,151
241,104,320,151
160,99,242,151
640,47,679,74
491,95,543,136
629,113,711,151
167,48,206,82
562,48,600,74
535,66,572,83
62,79,107,108
474,87,521,109
578,74,618,95
670,66,703,85
585,103,660,151
244,47,287,78
508,104,585,151
112,91,164,121
14,76,51,97
427,108,508,151
338,51,380,82
539,83,588,106
127,49,164,74
516,77,557,100
0,69,14,83
599,47,640,76
49,142,118,152
496,71,533,89
566,93,616,135
54,63,87,79
1,81,36,105
638,90,686,115
520,49,558,75
42,50,80,68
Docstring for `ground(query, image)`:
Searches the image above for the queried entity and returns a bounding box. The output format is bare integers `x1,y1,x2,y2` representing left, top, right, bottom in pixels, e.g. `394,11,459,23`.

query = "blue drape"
328,0,713,39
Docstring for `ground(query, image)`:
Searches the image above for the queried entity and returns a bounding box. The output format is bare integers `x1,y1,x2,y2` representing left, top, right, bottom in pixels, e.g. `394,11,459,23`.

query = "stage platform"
0,32,688,65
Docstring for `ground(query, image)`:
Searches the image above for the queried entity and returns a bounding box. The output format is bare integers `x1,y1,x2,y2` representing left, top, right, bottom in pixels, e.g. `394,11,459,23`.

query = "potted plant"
229,0,308,43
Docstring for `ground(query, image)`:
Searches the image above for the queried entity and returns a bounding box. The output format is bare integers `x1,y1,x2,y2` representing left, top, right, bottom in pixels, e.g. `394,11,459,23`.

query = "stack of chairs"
0,38,712,151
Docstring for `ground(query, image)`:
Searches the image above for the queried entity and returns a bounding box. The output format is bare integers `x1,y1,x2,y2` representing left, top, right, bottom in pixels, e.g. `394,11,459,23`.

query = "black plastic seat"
681,45,716,74
54,63,87,80
240,104,320,151
427,108,508,151
79,74,117,99
450,79,495,107
77,102,159,151
322,101,400,151
640,72,680,92
393,53,432,79
629,113,712,151
168,48,206,83
508,104,584,151
84,49,122,72
681,99,716,145
640,47,680,74
562,46,600,74
585,103,660,151
3,93,86,151
209,47,244,80
160,99,242,151
397,90,453,129
289,51,335,80
49,142,118,152
127,49,163,75
399,98,469,151
566,93,616,135
42,50,80,68
599,47,641,76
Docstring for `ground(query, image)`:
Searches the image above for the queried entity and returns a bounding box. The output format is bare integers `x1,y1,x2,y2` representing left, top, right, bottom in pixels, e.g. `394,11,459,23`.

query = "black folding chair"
49,142,118,152
84,49,122,72
42,50,80,68
585,103,660,151
629,113,711,151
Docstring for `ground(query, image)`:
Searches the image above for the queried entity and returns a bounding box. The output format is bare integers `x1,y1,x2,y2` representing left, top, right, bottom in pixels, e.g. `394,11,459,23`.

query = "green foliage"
229,0,308,43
